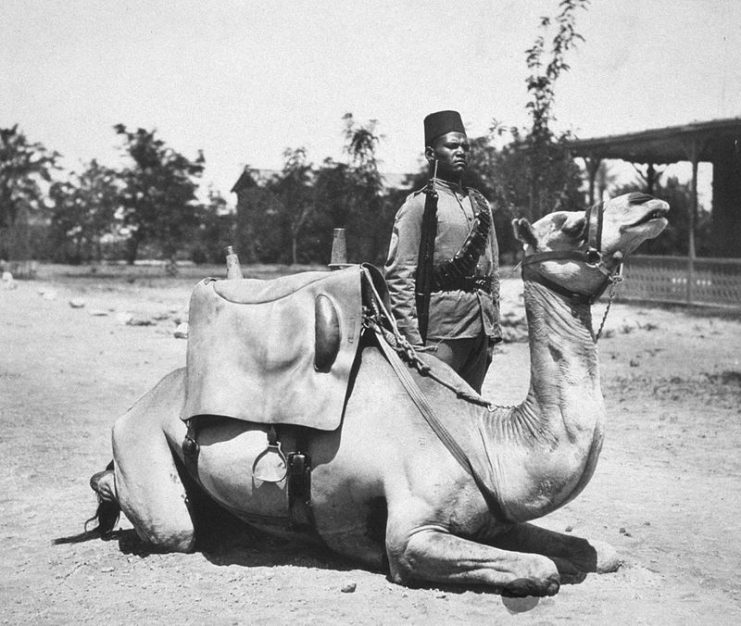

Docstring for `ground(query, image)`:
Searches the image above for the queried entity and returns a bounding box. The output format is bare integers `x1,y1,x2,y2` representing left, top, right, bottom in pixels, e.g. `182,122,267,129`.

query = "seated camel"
88,192,668,597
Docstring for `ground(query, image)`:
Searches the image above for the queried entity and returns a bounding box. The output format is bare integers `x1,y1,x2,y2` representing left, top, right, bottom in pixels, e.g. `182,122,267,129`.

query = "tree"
191,188,236,264
267,147,314,265
48,160,121,264
311,114,390,264
341,114,387,263
0,125,58,262
114,124,205,265
495,0,590,221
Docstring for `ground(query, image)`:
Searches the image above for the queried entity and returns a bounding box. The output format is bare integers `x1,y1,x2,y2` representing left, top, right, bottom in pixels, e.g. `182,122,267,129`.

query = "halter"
520,202,624,306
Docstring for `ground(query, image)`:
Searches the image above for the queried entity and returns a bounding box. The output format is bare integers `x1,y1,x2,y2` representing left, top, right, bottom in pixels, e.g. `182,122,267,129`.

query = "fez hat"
424,110,465,145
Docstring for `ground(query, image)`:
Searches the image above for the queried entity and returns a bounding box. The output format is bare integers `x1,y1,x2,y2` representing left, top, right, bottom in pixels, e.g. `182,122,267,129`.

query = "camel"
88,192,668,597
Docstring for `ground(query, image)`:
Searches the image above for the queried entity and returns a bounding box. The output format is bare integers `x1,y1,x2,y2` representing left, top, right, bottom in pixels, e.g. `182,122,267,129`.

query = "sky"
2,0,740,206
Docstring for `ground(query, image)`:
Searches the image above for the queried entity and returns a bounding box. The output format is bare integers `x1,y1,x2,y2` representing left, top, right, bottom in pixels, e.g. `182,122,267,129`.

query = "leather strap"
371,323,511,522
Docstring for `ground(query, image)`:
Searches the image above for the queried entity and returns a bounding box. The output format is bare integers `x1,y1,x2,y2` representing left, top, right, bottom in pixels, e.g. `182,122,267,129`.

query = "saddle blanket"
182,265,365,431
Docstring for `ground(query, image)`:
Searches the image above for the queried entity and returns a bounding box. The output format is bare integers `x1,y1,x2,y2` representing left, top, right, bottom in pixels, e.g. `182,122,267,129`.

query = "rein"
361,268,510,521
520,202,624,341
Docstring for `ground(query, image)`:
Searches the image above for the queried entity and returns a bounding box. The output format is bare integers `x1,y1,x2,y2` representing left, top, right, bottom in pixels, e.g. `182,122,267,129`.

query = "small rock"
89,309,108,317
100,566,114,573
565,525,574,533
629,358,640,367
174,322,189,339
1,271,17,290
340,581,357,593
69,298,86,309
127,316,155,327
115,312,134,325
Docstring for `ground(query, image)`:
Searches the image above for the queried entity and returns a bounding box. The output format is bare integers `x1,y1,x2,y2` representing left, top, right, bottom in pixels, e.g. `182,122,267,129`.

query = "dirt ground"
1,263,740,625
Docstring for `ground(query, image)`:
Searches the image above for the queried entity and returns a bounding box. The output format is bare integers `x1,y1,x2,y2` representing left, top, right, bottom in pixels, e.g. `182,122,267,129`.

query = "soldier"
384,110,501,393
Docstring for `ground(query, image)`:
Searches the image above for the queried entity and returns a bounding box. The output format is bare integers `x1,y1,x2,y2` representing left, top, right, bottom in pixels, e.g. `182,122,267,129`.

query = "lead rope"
593,268,623,342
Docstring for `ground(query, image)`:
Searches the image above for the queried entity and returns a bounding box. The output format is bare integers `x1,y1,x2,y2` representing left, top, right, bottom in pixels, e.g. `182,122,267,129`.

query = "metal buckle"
585,248,602,265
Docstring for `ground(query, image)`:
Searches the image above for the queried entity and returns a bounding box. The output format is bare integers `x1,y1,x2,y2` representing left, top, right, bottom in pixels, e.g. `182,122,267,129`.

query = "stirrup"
252,426,288,483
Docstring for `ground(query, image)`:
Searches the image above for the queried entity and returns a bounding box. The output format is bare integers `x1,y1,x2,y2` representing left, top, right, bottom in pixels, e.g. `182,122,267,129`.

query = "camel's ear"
512,218,538,249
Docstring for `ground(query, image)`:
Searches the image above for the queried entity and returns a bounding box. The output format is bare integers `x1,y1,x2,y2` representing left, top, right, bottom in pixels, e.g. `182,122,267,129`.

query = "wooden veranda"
567,118,741,307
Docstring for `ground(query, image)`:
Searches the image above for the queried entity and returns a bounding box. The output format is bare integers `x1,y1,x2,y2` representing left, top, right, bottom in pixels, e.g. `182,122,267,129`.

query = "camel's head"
513,192,669,302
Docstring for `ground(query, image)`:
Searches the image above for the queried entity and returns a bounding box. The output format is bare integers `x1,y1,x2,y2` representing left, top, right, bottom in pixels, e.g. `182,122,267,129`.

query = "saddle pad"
182,265,364,431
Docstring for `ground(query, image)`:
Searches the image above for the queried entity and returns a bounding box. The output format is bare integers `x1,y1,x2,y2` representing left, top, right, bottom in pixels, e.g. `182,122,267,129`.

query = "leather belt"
432,275,492,294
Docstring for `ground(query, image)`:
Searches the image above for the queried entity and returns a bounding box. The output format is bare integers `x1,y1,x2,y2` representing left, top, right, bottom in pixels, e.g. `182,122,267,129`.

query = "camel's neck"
515,280,603,443
466,279,606,521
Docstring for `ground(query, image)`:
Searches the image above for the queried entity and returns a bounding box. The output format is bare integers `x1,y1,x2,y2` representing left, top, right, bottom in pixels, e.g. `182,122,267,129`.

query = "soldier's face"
426,131,470,180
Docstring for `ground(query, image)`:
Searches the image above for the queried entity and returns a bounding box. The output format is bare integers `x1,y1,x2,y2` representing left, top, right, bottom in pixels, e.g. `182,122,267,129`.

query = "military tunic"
384,178,501,348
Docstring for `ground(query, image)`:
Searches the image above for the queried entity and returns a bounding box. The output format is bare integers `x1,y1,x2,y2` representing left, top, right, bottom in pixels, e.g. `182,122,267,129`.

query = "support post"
646,163,656,195
686,140,699,304
584,156,601,205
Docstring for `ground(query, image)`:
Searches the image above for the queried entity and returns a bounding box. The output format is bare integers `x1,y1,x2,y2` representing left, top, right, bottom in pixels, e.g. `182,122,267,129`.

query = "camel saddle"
182,265,369,431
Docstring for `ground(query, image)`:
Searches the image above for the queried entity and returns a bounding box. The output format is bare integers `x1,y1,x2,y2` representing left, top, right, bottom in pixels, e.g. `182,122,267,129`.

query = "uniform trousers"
433,331,491,394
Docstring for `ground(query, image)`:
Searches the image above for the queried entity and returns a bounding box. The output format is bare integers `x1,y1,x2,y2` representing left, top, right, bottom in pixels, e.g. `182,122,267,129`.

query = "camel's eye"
627,192,654,205
562,216,586,239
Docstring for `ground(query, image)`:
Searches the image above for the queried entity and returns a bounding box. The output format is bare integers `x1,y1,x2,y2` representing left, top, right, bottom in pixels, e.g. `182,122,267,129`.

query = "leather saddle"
182,264,383,431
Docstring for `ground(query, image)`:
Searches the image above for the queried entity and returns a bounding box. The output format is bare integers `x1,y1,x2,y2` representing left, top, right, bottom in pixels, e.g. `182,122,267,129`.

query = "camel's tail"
86,460,120,537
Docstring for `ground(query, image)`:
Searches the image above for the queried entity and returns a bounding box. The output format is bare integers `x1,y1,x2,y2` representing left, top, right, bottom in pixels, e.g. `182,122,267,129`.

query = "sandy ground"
1,263,740,625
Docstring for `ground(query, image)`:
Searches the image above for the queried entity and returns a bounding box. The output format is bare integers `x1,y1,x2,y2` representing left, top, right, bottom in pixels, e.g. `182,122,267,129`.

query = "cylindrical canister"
329,228,348,267
225,245,243,279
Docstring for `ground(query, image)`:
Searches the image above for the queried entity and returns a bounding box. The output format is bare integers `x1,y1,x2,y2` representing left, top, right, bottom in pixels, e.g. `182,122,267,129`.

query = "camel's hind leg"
110,368,195,552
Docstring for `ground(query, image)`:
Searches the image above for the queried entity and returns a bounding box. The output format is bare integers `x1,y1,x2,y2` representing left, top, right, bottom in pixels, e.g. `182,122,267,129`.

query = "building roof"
567,117,741,164
231,166,412,194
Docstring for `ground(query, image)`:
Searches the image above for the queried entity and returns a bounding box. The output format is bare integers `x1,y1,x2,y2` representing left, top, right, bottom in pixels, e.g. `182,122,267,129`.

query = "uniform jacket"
383,178,501,346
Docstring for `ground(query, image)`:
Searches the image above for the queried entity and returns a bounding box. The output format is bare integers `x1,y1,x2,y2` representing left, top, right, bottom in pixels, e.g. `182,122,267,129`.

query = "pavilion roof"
567,117,741,164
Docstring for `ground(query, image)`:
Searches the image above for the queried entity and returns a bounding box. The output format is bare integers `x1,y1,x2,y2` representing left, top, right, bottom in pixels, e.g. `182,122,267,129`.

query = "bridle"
520,201,624,305
520,202,624,341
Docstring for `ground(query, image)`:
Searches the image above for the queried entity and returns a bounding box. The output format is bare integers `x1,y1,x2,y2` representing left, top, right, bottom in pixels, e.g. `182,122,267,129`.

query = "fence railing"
618,255,741,308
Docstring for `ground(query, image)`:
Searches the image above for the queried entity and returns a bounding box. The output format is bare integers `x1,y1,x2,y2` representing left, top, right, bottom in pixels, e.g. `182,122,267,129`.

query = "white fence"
619,255,741,308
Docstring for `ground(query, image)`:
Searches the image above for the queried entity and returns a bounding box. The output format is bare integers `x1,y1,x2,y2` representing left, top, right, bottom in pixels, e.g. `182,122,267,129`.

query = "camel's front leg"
489,522,621,578
111,368,196,552
385,517,560,597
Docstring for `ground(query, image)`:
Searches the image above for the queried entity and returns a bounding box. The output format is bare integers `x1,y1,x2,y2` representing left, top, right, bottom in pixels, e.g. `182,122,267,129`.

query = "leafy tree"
233,168,283,263
267,147,315,264
311,114,390,264
114,124,205,265
191,188,236,264
48,160,121,264
341,114,387,263
492,0,589,222
0,125,58,261
311,158,352,261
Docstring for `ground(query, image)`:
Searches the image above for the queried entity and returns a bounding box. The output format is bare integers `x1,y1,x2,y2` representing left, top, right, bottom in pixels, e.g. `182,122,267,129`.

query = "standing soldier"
384,110,501,393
